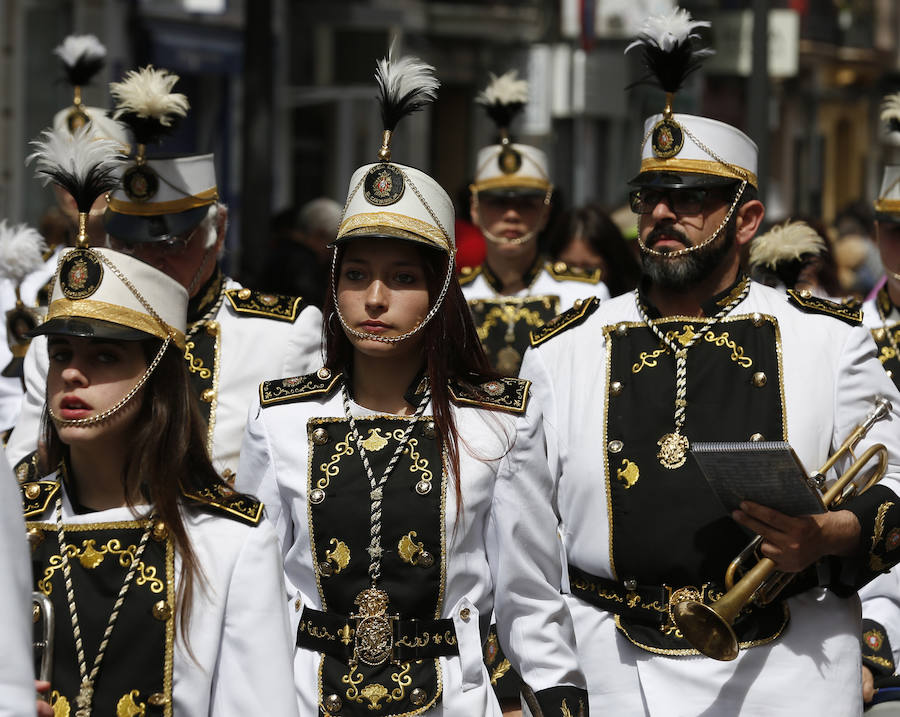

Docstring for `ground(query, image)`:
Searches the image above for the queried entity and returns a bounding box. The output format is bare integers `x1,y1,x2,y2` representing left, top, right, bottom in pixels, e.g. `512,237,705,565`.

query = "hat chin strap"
48,337,170,428
637,180,746,259
330,249,454,345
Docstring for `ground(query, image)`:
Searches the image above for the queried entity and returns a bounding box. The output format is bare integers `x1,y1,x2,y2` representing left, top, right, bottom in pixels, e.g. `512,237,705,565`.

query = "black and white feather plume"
625,8,712,94
109,66,190,148
0,221,47,285
27,124,125,213
54,34,106,88
881,93,900,135
375,48,439,134
749,220,826,271
476,70,529,134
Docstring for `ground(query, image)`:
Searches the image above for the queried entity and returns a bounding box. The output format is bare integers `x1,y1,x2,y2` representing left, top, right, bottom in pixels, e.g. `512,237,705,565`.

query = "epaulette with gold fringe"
21,480,60,519
545,261,603,284
260,368,342,407
448,376,530,414
530,296,601,347
457,265,482,286
787,289,862,326
13,451,40,485
225,288,306,322
181,482,263,525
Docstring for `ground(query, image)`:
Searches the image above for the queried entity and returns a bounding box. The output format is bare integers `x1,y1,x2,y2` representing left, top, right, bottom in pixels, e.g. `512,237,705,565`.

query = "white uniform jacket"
237,369,588,717
7,273,322,478
520,278,900,716
460,259,609,376
22,473,299,717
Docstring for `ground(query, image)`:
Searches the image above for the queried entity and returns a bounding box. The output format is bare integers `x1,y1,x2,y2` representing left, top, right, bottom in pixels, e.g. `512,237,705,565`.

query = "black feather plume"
476,71,529,134
375,48,440,133
54,35,107,88
625,9,713,93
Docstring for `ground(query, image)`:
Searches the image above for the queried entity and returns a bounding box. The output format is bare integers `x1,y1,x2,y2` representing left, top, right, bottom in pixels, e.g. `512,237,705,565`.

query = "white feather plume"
477,71,529,107
749,220,826,270
53,34,106,67
625,8,710,53
110,66,189,126
0,221,48,284
881,92,900,124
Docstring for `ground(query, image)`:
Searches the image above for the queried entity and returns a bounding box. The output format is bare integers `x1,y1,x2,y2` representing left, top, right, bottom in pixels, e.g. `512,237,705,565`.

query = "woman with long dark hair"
237,52,587,717
23,125,298,716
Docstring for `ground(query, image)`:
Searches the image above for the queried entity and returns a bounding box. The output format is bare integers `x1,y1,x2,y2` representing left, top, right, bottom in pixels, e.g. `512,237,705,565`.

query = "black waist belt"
297,607,460,663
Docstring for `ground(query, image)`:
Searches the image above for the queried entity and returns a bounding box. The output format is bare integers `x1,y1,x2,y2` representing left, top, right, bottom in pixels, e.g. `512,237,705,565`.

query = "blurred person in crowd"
547,203,641,297
833,199,883,297
461,70,608,377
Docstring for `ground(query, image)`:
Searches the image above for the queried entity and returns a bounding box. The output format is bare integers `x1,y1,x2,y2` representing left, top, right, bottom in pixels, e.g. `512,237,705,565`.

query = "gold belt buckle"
349,587,398,666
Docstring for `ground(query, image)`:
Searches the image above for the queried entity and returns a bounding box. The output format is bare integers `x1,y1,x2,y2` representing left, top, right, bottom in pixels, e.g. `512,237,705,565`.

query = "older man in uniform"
460,71,608,376
7,67,321,481
516,11,900,715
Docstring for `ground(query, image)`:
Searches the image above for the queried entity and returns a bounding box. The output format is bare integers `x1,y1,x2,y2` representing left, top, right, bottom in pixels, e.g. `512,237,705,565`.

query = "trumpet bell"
671,600,739,661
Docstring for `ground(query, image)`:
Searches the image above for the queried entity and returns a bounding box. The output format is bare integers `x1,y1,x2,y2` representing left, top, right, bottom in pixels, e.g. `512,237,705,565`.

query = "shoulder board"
457,265,482,286
260,368,342,407
787,289,862,326
448,376,530,414
545,261,603,284
224,288,306,322
181,482,263,526
21,480,60,519
530,296,601,347
13,451,40,485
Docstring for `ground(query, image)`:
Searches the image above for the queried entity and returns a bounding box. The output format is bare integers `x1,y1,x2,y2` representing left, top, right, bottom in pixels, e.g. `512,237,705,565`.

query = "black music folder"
691,441,826,516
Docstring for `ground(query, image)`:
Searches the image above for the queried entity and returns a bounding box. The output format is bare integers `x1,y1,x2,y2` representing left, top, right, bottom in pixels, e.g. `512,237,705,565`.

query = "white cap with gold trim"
875,93,900,220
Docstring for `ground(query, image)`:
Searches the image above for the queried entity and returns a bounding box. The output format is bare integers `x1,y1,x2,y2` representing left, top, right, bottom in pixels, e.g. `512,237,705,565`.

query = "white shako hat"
33,247,188,350
470,70,552,198
334,49,454,255
875,93,900,221
103,66,217,243
626,8,758,190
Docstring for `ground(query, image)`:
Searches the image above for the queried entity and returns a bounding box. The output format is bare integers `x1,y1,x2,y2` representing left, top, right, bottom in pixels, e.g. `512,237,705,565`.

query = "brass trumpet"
671,397,892,661
33,591,54,701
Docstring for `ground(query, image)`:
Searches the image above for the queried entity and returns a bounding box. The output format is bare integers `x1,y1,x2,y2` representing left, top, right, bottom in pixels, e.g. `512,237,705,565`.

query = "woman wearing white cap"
23,126,298,717
237,51,588,717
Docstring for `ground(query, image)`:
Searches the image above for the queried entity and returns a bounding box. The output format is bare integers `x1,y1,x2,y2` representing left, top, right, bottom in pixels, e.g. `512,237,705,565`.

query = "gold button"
554,261,567,273
324,694,343,711
201,388,215,402
295,599,302,612
800,289,812,299
752,372,767,387
32,602,42,623
423,421,436,439
152,521,168,542
317,367,332,380
615,323,628,336
205,321,219,336
610,381,623,396
222,468,235,485
574,299,583,309
15,464,28,483
750,433,765,442
410,688,427,706
460,266,473,276
24,483,40,500
751,312,765,327
608,440,623,454
152,600,172,621
238,288,251,300
459,607,471,621
310,488,325,504
319,562,334,578
874,328,886,342
148,693,168,707
417,550,434,568
312,427,329,445
888,370,894,379
415,480,432,495
27,527,44,549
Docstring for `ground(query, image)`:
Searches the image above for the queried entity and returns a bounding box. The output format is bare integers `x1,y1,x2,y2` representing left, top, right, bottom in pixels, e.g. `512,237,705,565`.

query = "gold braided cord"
338,212,450,254
107,188,218,216
470,175,552,193
45,299,185,350
638,158,757,188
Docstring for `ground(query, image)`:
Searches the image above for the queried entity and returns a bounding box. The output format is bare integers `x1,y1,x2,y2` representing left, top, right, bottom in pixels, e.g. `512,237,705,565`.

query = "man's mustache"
646,225,693,250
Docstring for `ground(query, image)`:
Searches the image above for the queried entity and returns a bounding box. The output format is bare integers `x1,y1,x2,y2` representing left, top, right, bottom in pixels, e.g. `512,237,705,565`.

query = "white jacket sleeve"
5,335,48,468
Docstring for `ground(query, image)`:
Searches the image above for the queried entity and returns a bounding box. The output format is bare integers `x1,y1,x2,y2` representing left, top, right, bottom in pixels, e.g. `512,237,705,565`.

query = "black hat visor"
104,205,210,245
628,170,742,190
30,316,149,343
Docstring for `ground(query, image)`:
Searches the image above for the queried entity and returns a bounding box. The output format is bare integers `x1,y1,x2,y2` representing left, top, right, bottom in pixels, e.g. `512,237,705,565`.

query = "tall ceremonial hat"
27,124,187,350
51,34,128,147
874,92,900,222
626,8,758,190
470,71,552,199
334,46,454,255
104,66,218,244
0,222,48,377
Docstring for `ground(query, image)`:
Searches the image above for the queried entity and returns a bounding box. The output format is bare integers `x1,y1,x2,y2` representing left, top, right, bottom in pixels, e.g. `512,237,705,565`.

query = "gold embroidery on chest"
631,325,754,374
50,691,69,716
38,538,157,594
361,428,389,452
183,339,211,379
398,532,426,565
870,500,895,571
616,459,640,489
324,539,351,574
318,432,355,491
116,690,146,716
342,662,413,710
474,301,553,340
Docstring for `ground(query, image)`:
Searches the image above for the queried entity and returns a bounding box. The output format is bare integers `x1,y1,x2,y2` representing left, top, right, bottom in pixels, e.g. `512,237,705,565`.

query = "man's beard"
641,219,737,290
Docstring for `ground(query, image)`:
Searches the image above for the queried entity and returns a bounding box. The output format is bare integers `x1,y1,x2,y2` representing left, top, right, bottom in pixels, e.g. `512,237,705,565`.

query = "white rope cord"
342,383,431,584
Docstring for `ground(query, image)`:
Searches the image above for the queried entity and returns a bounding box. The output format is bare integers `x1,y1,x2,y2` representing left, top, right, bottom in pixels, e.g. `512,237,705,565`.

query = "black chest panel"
605,314,785,586
184,322,220,438
871,323,900,393
29,520,174,716
468,295,559,375
307,416,447,717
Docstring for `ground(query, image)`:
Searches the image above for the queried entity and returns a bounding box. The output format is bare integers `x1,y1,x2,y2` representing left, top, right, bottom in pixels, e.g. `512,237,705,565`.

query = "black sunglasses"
629,187,716,216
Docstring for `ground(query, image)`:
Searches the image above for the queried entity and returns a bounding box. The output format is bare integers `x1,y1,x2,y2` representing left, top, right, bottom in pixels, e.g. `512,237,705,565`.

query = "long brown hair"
40,338,228,646
323,242,498,508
